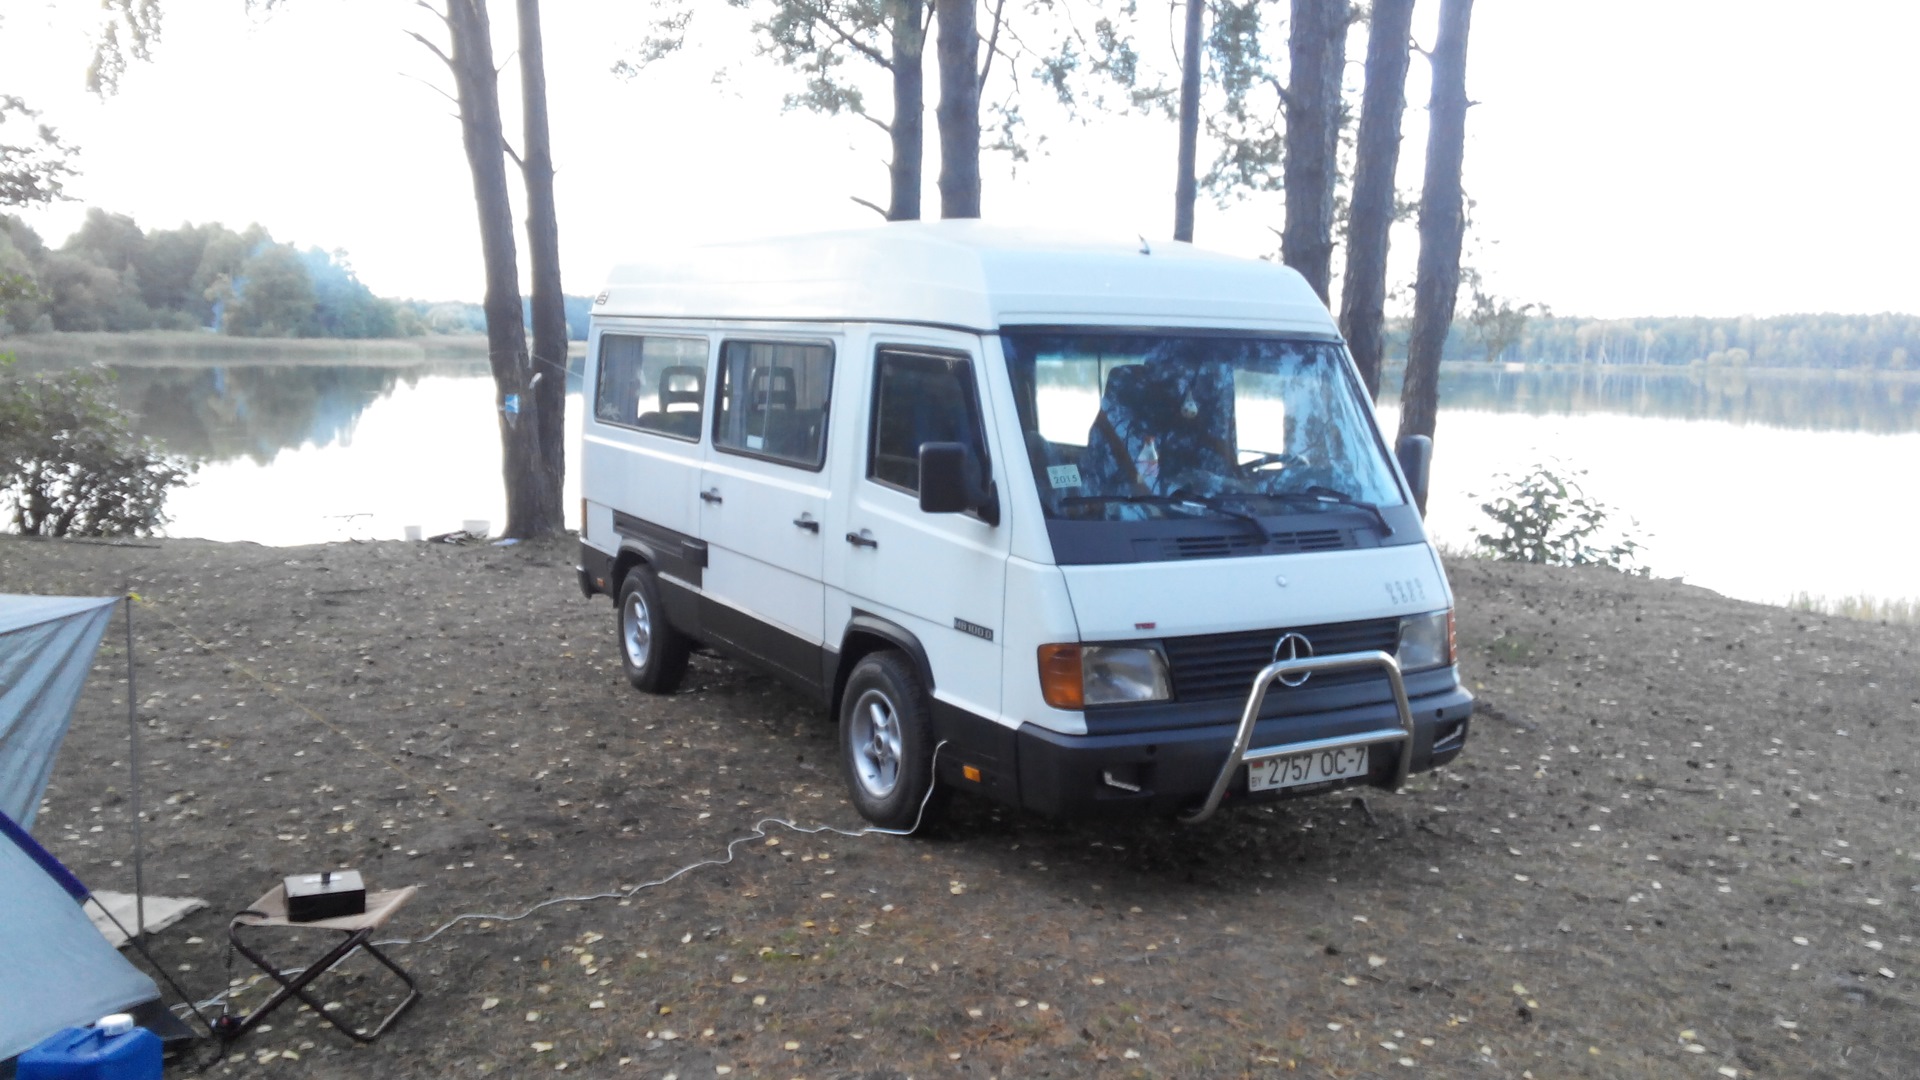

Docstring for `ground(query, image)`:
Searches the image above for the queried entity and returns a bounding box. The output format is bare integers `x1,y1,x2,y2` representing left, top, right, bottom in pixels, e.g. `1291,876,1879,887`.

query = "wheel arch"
834,613,934,714
611,544,652,599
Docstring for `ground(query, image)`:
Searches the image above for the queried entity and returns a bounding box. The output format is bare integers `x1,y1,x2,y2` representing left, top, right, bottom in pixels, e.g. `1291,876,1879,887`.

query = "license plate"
1247,745,1369,792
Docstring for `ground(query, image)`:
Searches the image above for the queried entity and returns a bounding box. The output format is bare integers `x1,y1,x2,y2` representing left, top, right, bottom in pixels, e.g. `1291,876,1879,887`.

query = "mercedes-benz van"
576,222,1472,828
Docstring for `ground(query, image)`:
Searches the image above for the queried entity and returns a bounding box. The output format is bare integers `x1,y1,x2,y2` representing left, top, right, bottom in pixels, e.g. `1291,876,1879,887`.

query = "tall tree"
935,0,983,218
0,96,77,209
1052,3,1289,233
625,2,930,221
414,0,556,538
1396,0,1474,508
884,0,927,219
1338,0,1415,400
1172,0,1205,242
517,0,567,531
1279,0,1350,303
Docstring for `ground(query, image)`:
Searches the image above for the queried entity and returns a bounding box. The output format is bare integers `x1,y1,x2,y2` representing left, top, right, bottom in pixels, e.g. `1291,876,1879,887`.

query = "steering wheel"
1238,450,1307,476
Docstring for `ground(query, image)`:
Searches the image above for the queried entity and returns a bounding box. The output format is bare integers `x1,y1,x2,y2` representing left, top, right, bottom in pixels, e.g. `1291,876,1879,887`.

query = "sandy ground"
5,534,1917,1079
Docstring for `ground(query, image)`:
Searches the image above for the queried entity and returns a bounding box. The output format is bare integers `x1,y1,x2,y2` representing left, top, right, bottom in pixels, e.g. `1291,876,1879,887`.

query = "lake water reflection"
105,358,1919,608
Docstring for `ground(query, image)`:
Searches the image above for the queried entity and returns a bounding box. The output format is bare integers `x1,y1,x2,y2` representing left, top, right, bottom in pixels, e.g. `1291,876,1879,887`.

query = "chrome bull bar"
1178,649,1415,825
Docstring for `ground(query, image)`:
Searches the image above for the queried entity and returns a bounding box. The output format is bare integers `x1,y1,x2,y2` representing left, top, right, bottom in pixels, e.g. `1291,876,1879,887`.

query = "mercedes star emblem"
1272,631,1314,687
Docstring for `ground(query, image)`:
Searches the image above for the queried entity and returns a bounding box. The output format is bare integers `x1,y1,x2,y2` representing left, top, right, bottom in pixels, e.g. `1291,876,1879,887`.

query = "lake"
75,357,1920,611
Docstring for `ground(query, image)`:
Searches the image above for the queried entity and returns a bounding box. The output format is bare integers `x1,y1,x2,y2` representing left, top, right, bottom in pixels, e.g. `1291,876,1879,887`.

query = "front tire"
839,652,944,831
617,565,690,694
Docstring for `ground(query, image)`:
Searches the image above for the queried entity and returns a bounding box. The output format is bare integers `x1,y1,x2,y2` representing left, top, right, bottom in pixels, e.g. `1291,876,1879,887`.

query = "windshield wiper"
1221,486,1394,538
1061,493,1272,543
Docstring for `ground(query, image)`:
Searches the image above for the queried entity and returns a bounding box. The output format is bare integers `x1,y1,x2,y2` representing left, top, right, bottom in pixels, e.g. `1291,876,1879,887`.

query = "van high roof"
596,220,1339,336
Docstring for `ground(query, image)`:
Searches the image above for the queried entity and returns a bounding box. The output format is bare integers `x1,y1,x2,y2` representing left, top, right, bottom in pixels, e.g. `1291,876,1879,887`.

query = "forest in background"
4,207,1915,373
0,207,589,341
1430,311,1919,372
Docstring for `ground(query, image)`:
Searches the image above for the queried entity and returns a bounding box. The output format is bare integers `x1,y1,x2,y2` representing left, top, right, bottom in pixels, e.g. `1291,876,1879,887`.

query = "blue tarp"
0,594,118,828
0,594,160,1061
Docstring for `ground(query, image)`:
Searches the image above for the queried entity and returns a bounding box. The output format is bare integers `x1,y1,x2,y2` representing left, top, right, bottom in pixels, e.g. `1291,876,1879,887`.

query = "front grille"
1133,528,1351,562
1161,616,1401,700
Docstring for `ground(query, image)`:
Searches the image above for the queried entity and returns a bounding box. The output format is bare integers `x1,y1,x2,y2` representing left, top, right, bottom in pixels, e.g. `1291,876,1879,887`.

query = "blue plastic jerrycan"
17,1014,162,1080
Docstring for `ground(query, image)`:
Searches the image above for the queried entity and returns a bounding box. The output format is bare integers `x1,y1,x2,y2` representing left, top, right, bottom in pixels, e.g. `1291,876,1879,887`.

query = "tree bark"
1280,0,1350,304
935,0,981,218
1338,0,1415,401
445,0,542,538
1172,0,1205,243
888,0,926,220
518,0,566,536
1397,0,1474,511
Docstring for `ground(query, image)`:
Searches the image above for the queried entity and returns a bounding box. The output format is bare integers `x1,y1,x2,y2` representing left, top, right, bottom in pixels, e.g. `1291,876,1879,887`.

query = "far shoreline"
1,331,591,367
5,330,1909,382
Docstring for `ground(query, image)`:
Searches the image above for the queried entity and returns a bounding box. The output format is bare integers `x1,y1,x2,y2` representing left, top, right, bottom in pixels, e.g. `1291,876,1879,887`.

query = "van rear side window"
594,334,710,441
713,341,834,468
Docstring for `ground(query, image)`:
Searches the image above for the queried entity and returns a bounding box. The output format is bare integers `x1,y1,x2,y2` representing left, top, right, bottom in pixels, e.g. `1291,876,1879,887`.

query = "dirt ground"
5,534,1916,1079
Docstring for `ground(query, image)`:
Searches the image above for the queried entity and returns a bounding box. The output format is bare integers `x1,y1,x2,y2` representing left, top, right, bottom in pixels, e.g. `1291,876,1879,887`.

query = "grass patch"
1786,591,1920,625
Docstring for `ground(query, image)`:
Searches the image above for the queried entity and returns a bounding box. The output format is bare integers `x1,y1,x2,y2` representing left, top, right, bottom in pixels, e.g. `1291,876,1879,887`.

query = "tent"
1,808,160,1061
0,594,163,1063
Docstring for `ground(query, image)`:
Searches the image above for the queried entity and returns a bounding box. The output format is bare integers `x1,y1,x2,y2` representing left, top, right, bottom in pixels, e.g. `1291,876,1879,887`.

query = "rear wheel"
617,565,690,693
839,652,945,831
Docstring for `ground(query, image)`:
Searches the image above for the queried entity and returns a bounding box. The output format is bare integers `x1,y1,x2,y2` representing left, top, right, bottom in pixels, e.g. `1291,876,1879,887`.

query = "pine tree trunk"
446,0,541,538
1338,0,1414,401
518,0,566,537
1280,0,1350,304
935,0,981,218
1172,0,1205,243
1397,0,1474,511
888,0,926,220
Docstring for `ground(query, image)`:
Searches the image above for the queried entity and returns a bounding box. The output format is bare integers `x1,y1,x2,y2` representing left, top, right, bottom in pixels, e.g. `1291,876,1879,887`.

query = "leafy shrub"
0,358,193,536
1471,462,1647,573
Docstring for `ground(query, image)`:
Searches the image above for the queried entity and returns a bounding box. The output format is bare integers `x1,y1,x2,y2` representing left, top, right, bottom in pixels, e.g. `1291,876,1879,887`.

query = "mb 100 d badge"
954,618,994,641
1272,632,1314,686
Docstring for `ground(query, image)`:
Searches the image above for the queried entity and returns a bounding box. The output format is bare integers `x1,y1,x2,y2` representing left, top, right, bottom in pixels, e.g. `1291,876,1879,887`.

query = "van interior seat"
754,406,824,462
658,365,705,413
750,366,798,411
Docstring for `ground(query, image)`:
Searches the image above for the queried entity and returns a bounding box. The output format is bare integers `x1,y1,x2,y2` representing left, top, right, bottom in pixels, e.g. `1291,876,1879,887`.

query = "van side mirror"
919,442,1000,525
1395,434,1433,517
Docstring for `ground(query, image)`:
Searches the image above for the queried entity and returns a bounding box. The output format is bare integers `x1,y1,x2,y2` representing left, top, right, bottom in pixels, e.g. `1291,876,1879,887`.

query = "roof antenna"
1138,235,1152,256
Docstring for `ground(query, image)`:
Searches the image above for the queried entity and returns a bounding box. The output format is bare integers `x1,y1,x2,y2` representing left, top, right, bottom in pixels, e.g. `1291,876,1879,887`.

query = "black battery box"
284,869,367,922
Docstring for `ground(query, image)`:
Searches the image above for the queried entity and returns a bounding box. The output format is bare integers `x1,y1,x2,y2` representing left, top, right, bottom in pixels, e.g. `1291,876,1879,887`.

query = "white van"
576,222,1472,828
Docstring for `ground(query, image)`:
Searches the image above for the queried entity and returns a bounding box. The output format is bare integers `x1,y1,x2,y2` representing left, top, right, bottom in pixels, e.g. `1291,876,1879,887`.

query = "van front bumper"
1013,671,1472,819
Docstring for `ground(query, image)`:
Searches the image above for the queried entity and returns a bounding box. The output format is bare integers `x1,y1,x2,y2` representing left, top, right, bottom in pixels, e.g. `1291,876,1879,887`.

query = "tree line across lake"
0,208,589,341
1441,312,1918,372
4,207,1913,374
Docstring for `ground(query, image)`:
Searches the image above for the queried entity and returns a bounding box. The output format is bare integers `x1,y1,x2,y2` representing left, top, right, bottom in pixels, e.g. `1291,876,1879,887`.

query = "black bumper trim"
1016,685,1473,818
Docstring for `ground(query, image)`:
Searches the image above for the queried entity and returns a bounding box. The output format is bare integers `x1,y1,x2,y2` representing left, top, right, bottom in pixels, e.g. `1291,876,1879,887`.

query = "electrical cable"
170,743,948,1016
373,741,949,948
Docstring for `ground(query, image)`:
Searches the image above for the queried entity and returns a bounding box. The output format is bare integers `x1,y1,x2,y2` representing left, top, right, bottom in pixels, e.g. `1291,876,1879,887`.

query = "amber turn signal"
1037,644,1084,710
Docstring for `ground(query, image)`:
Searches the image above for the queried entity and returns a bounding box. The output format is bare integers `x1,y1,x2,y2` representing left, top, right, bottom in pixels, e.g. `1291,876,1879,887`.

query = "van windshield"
1000,331,1405,524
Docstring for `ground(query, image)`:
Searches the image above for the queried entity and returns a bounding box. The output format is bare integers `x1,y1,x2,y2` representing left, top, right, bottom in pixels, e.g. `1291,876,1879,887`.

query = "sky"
2,0,1917,320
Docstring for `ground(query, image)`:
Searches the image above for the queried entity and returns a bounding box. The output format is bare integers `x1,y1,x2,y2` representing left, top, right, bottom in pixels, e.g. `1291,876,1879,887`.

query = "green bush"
1471,462,1647,573
0,357,193,536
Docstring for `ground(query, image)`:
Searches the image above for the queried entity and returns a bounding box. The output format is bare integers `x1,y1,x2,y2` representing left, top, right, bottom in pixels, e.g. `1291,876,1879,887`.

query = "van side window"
868,348,989,494
594,334,710,441
712,341,834,468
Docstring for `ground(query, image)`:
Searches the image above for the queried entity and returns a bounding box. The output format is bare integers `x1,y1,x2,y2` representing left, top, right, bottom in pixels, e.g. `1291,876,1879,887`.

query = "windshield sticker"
1047,464,1082,489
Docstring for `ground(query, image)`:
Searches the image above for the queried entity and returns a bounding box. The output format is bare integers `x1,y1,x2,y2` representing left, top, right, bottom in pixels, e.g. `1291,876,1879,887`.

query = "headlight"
1037,644,1172,709
1396,609,1454,672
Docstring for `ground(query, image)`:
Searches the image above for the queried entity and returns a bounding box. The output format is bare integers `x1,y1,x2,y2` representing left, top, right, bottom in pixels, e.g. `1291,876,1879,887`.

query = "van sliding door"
697,338,835,691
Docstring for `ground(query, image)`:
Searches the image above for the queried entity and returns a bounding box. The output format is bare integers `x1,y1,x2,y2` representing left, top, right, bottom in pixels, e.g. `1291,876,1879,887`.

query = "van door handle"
845,530,878,549
700,488,723,505
793,516,820,533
